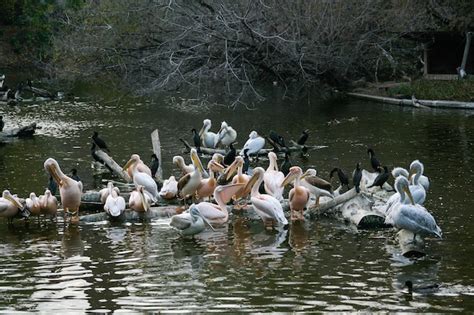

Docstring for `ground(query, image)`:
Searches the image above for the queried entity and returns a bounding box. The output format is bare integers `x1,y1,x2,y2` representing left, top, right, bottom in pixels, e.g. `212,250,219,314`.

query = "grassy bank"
386,79,474,102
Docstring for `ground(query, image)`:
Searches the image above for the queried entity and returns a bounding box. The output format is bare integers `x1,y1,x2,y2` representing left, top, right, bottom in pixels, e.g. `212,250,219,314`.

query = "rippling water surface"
1,84,474,312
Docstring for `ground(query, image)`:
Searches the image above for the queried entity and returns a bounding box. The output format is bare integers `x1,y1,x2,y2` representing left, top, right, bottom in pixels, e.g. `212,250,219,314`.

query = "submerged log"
79,206,179,223
396,229,426,258
94,149,132,182
0,123,37,139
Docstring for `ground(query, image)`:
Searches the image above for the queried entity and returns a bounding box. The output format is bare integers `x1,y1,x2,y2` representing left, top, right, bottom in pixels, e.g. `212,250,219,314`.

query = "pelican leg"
315,196,320,207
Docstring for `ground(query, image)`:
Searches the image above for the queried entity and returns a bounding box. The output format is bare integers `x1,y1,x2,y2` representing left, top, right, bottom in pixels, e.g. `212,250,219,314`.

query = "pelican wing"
170,212,192,230
196,202,226,221
305,175,332,192
251,194,288,225
263,170,284,200
105,196,125,217
394,205,442,238
178,173,191,192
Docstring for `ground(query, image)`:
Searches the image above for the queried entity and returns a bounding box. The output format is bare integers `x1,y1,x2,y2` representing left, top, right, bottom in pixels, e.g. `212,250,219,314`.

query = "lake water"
1,85,474,312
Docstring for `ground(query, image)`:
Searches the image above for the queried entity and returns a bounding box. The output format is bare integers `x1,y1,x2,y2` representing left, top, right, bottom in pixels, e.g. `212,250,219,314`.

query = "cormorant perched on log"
223,142,236,166
0,116,4,132
280,152,292,176
352,162,362,193
269,130,286,148
367,148,381,172
191,128,201,153
368,166,390,189
242,148,250,174
70,168,81,182
150,154,160,178
330,167,349,189
92,131,110,152
297,129,310,145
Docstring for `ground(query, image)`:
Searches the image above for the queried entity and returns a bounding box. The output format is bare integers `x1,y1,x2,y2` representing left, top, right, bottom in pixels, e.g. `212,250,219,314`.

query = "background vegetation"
1,0,473,101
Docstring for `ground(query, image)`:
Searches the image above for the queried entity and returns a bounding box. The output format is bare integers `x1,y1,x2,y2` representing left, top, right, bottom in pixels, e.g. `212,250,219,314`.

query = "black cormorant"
70,168,81,182
150,153,160,178
297,129,310,145
280,152,292,176
0,116,4,132
352,162,362,193
191,128,201,152
92,131,110,152
223,143,236,166
368,166,389,189
367,148,381,172
330,167,349,189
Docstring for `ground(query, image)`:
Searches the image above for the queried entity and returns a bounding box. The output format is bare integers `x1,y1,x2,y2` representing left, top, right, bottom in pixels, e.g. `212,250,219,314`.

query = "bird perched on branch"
352,163,362,193
368,166,390,190
297,129,310,146
330,167,349,191
191,128,201,152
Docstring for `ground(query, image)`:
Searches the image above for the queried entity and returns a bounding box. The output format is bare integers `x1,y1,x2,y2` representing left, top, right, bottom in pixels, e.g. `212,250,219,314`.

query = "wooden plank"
94,149,132,182
151,129,163,180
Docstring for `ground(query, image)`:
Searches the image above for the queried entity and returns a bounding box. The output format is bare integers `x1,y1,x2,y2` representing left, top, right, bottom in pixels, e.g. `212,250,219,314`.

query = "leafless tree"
52,0,430,104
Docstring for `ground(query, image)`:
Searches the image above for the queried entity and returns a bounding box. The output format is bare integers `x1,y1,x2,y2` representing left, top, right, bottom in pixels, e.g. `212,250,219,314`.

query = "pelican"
103,182,126,218
172,183,244,226
244,167,288,228
263,152,284,201
177,149,205,204
38,189,58,218
223,156,251,203
392,167,409,179
212,153,225,165
240,131,265,157
159,176,178,200
125,155,152,178
301,170,334,206
196,160,224,200
282,166,310,221
123,154,158,202
301,169,333,193
173,155,194,175
129,185,151,213
409,159,430,192
44,158,82,223
99,185,120,204
199,119,219,148
217,121,237,147
170,204,215,236
0,190,22,224
385,177,442,241
25,192,41,217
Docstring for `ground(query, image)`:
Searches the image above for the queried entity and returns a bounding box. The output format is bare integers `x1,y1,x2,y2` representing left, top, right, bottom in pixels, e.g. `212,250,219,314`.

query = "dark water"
1,86,474,312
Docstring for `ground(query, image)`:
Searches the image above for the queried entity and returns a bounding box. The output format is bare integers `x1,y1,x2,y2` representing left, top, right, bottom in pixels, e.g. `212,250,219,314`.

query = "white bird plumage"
104,182,126,217
263,152,285,201
0,190,22,223
217,121,237,147
170,204,215,236
159,176,178,199
123,154,159,203
199,119,219,148
240,131,265,156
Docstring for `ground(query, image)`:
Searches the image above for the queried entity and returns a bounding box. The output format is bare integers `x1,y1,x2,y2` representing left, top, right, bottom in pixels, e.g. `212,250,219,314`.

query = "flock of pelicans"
0,118,442,248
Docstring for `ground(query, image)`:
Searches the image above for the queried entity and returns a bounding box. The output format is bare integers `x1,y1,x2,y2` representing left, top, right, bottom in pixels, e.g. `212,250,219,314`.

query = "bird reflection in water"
60,225,84,258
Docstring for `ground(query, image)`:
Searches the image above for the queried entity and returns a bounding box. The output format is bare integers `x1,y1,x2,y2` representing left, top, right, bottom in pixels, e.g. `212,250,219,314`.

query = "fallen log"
94,149,132,182
347,92,474,110
180,138,327,156
0,122,37,139
79,206,179,223
396,229,426,258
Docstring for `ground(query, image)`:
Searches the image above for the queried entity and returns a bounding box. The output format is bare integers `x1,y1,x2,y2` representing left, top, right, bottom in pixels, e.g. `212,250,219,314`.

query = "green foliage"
388,79,474,101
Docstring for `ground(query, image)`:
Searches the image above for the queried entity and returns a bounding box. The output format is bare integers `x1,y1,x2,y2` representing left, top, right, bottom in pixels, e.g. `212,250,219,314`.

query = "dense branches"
52,0,433,101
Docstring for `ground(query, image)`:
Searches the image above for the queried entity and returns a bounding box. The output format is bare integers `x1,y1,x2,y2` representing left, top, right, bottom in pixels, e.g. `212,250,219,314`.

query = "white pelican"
129,185,151,213
172,183,244,227
281,166,310,221
103,182,126,218
170,204,215,236
244,167,288,228
199,119,219,148
125,155,152,178
123,154,159,202
263,152,284,201
0,190,22,224
173,155,194,175
38,189,58,218
196,160,224,200
385,177,442,241
44,158,83,223
99,185,120,204
159,176,178,200
224,156,251,203
301,170,334,206
392,167,409,179
217,121,237,147
409,159,430,192
240,131,265,157
392,162,429,192
25,192,41,217
177,149,204,204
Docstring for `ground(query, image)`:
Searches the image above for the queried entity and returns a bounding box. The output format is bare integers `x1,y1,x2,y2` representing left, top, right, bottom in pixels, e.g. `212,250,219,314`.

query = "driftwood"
348,92,474,110
79,206,179,223
396,229,426,258
151,129,163,180
180,138,327,156
94,149,132,182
